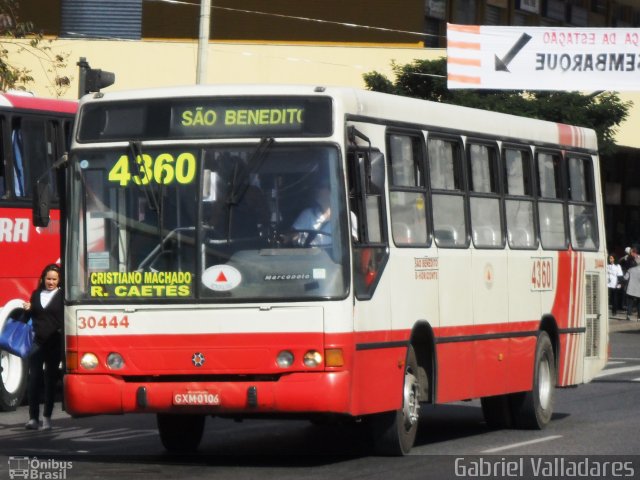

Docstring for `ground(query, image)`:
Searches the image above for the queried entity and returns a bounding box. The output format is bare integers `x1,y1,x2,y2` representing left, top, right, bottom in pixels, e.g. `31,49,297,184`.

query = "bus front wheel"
0,351,28,411
157,413,205,453
368,345,421,456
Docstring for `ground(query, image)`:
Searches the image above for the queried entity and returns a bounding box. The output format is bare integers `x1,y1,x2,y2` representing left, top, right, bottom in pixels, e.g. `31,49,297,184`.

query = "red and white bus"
0,92,76,410
58,85,607,455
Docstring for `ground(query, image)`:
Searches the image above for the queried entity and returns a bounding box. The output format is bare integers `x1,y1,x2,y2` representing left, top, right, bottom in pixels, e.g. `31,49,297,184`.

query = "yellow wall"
7,38,439,96
7,38,640,148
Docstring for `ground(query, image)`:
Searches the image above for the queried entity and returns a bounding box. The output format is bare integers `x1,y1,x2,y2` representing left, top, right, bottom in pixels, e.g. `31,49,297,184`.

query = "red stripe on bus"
2,93,77,114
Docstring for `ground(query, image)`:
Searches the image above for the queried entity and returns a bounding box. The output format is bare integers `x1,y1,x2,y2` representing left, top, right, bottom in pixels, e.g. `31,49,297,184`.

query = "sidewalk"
609,312,640,333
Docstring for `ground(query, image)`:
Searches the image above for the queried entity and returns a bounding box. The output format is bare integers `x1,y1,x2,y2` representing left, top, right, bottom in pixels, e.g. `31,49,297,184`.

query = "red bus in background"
0,92,76,410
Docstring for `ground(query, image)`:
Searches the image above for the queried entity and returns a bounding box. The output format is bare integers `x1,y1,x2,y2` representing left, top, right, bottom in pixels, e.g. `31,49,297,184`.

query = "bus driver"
291,180,332,246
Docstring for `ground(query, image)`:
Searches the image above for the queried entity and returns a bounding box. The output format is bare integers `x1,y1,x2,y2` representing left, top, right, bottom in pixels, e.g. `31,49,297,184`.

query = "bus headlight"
106,352,125,370
276,350,294,368
303,350,323,367
80,353,99,370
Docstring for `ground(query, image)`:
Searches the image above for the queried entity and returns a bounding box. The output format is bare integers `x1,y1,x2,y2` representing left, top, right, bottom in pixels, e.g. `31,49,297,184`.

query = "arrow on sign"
495,33,532,72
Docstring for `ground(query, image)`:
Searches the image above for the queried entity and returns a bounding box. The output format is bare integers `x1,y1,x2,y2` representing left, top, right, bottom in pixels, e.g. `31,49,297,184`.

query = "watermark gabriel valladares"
8,457,73,479
454,457,635,478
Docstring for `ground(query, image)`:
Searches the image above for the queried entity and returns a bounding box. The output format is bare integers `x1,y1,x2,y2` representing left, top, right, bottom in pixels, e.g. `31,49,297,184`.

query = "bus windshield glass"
67,143,349,302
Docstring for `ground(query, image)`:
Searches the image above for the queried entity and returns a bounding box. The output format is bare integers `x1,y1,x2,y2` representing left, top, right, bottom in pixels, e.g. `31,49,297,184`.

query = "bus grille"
584,273,600,358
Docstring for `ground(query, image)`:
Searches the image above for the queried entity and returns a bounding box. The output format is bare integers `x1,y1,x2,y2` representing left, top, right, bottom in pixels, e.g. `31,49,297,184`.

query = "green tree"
363,57,631,155
0,0,70,96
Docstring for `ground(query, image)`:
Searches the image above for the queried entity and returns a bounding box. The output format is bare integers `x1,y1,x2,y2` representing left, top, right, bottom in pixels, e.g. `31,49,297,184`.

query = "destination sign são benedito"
178,106,304,128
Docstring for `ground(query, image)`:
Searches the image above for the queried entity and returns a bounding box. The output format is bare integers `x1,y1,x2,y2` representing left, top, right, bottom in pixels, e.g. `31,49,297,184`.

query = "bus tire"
510,331,555,429
157,413,205,453
368,345,421,456
0,351,28,411
480,394,513,429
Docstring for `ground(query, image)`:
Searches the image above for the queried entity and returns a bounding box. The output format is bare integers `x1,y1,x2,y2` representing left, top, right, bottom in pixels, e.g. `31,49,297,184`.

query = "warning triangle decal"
216,271,228,282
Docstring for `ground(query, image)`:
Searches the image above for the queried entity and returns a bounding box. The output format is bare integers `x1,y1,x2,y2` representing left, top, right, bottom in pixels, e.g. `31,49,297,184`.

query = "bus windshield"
67,142,349,302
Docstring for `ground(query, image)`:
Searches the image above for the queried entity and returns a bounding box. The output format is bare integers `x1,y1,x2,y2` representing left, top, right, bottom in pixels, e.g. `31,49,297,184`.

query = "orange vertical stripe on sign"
447,74,481,85
447,24,481,34
447,40,481,50
448,57,482,67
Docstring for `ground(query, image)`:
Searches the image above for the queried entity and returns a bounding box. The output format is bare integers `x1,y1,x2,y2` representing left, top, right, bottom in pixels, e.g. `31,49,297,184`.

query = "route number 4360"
531,258,553,291
108,152,197,186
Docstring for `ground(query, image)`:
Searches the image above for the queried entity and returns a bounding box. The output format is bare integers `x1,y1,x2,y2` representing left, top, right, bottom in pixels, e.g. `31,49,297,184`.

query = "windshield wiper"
228,137,274,205
128,141,161,212
128,140,164,250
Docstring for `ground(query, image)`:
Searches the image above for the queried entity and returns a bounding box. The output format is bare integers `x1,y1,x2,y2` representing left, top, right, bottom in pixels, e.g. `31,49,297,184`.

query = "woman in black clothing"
22,263,63,430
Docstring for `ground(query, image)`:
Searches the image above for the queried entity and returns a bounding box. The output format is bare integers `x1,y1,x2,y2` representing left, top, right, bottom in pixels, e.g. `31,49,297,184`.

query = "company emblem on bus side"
192,353,206,367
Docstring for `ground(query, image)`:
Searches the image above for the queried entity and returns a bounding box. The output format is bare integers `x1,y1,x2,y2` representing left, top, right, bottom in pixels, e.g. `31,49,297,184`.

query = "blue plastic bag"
0,318,34,358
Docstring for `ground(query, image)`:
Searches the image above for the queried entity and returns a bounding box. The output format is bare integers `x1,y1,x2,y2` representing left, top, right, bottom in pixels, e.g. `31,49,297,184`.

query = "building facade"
12,0,640,254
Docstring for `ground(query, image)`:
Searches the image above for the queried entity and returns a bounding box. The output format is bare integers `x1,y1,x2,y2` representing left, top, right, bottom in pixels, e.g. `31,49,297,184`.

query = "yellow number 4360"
108,152,197,187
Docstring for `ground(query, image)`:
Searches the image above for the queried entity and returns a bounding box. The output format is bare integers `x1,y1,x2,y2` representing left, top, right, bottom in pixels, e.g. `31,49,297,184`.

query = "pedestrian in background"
22,263,63,430
618,246,634,310
607,254,623,316
624,248,640,321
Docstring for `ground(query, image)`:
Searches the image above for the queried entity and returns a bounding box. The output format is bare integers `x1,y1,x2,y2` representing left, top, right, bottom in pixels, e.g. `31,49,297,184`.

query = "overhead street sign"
447,23,640,91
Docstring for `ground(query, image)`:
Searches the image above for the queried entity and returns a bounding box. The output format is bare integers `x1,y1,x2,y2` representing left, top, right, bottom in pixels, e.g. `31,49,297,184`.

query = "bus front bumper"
63,372,351,416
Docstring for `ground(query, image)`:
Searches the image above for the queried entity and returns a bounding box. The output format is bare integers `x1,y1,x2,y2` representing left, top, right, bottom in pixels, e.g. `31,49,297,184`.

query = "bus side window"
428,136,467,248
567,155,598,250
536,151,567,250
388,133,428,246
468,142,502,248
12,120,25,197
0,117,5,198
504,147,537,249
347,148,388,299
12,117,51,199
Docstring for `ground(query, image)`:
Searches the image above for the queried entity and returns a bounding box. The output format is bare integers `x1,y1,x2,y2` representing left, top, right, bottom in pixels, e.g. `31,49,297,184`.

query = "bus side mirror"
33,179,52,227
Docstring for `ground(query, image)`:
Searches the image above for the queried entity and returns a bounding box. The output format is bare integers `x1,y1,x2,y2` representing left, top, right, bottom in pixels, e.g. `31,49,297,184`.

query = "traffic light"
85,68,115,93
77,57,115,98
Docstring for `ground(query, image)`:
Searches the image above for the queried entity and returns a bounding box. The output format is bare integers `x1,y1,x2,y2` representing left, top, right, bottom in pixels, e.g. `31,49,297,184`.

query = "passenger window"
468,142,502,248
388,133,428,246
536,151,567,250
537,152,562,199
0,117,5,198
504,148,532,196
469,144,496,193
12,118,50,199
12,120,25,197
389,134,421,187
568,156,592,202
568,155,598,250
428,136,466,247
347,147,389,299
429,138,462,190
504,147,536,249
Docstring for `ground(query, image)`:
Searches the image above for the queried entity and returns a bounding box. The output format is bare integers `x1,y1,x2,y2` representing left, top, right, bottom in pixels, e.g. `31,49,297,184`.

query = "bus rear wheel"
0,351,28,411
157,413,205,453
510,331,556,429
368,345,421,456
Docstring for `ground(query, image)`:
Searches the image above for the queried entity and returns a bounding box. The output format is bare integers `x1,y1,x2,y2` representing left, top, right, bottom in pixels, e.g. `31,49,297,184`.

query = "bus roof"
78,84,598,152
0,92,77,114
